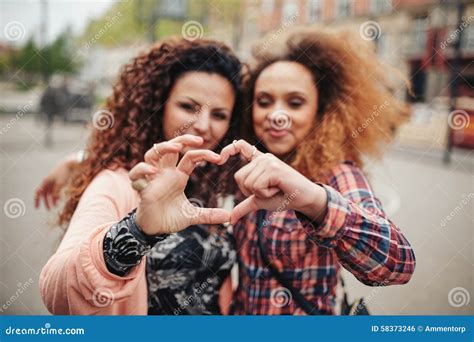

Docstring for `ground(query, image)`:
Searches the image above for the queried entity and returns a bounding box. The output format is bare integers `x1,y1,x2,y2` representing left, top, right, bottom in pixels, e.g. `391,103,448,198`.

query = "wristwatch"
102,209,169,276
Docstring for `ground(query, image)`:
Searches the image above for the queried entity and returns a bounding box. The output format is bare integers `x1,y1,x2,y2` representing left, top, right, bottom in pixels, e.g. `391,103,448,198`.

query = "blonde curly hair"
246,27,411,181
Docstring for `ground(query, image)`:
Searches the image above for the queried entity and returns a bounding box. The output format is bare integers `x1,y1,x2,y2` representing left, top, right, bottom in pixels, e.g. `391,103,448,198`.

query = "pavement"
0,114,472,315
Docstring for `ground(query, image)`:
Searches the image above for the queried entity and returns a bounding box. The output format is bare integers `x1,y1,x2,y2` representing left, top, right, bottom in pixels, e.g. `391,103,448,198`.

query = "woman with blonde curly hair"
216,28,416,314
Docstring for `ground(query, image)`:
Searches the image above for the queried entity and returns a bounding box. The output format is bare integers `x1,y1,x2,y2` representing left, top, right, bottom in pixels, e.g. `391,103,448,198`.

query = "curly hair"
245,28,411,181
59,38,244,227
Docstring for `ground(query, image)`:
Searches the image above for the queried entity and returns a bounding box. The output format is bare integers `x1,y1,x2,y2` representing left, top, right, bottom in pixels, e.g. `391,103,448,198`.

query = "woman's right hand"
130,135,230,236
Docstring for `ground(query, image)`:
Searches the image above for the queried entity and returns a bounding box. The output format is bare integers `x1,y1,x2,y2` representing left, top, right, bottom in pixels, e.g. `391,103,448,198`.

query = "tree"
9,28,79,86
11,38,41,73
47,28,79,76
9,37,42,85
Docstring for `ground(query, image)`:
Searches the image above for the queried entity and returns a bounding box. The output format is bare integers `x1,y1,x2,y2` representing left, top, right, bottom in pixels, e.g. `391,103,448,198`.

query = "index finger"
218,139,263,165
230,195,259,225
144,135,204,166
177,149,221,175
144,142,182,166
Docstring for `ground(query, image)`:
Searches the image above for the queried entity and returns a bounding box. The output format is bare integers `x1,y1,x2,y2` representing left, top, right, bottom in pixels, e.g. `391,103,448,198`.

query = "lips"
267,128,289,138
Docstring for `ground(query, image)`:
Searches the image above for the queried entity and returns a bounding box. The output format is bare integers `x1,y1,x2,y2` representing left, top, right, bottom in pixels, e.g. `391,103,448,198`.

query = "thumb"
230,195,259,225
191,208,231,226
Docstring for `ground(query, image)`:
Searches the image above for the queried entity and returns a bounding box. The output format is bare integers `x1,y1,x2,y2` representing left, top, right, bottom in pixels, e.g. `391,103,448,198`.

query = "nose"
193,108,210,135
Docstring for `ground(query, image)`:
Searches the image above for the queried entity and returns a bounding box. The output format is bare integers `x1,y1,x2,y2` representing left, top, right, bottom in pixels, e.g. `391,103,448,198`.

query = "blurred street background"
1,0,473,315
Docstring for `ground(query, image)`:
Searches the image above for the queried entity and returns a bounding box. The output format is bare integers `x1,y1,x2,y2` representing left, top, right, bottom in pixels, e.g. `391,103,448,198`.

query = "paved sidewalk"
0,114,472,315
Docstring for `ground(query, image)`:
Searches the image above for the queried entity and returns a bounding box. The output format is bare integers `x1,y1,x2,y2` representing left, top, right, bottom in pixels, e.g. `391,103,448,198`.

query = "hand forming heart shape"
131,135,319,236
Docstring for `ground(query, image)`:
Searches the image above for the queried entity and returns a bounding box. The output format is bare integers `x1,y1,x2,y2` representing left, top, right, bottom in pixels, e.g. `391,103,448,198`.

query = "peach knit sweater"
40,168,149,315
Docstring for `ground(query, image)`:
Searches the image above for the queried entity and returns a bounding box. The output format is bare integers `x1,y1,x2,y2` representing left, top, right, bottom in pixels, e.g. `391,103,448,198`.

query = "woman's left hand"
219,139,328,225
34,153,78,210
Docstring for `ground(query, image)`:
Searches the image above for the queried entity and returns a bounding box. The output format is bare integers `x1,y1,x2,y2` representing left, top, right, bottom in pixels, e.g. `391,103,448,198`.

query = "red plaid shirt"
232,161,416,315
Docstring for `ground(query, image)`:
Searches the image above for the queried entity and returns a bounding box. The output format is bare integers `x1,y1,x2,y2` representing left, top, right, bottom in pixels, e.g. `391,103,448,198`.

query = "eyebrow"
256,90,308,97
183,96,200,106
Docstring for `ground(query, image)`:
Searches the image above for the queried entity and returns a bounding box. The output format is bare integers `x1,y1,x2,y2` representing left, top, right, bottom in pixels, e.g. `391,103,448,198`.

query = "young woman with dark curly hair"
39,38,244,315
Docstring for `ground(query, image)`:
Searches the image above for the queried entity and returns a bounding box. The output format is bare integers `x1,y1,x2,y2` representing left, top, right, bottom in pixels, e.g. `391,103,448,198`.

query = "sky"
0,0,116,47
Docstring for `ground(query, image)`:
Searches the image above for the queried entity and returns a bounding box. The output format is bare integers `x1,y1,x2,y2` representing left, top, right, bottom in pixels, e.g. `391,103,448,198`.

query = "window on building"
376,33,388,58
282,0,299,23
160,0,187,19
370,0,392,15
411,16,428,57
409,61,427,103
461,24,474,53
336,0,351,19
261,0,275,14
307,0,322,23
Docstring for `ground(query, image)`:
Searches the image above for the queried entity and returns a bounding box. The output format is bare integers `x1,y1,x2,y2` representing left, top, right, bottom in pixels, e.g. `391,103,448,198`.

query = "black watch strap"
102,209,169,277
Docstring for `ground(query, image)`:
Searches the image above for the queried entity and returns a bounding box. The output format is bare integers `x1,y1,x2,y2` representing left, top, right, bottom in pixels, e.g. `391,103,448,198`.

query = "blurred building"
74,0,474,151
232,0,474,151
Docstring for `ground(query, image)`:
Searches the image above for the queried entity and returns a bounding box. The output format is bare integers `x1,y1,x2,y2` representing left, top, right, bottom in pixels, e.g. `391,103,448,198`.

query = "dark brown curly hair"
59,38,244,227
245,28,411,181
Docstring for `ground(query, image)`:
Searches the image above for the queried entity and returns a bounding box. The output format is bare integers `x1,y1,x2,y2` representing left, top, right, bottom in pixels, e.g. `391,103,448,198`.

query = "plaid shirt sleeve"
297,162,416,286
